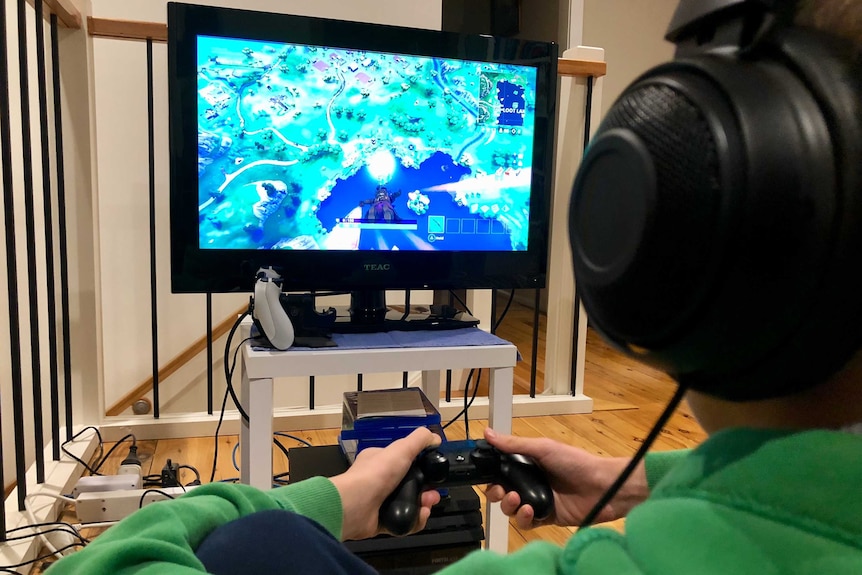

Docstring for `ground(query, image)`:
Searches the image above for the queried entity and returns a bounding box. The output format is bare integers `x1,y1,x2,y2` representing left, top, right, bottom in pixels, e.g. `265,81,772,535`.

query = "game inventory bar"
335,218,419,230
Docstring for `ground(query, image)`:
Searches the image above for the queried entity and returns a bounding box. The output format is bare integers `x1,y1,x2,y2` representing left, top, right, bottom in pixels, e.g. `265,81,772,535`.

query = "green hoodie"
47,428,862,574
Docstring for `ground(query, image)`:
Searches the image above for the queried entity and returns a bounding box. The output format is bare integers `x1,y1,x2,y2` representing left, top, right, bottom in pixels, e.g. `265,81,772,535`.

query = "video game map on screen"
196,35,538,252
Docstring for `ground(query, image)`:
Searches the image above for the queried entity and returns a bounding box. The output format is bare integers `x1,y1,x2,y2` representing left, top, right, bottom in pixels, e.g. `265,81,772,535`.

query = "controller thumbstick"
469,441,498,474
473,439,494,451
421,451,449,485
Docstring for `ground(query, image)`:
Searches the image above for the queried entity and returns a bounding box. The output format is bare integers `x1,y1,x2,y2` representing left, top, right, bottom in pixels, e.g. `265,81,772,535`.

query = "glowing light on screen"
367,149,396,183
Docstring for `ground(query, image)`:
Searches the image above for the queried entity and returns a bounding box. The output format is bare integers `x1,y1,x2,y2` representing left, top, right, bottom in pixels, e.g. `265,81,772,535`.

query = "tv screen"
169,3,558,293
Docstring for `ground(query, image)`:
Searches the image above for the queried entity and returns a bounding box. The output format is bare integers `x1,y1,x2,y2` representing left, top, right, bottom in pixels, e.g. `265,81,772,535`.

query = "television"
167,2,558,323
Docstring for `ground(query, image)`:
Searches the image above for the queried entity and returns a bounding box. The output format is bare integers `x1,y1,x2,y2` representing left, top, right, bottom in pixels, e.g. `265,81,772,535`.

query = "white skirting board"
99,394,594,441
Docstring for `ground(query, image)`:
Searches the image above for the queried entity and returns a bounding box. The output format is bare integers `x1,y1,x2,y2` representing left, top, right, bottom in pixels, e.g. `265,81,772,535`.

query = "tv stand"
347,290,389,326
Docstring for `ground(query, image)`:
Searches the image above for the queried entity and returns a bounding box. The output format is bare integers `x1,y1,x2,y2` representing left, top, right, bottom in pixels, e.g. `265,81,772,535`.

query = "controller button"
421,451,449,483
456,454,465,462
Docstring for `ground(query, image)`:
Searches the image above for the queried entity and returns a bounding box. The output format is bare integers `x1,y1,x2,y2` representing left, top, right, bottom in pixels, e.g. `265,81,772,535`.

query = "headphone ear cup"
571,30,861,400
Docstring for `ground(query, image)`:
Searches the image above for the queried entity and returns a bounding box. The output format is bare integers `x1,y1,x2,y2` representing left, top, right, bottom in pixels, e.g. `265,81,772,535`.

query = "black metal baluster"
36,0,61,461
309,376,315,409
402,371,409,389
207,293,213,414
490,289,498,334
0,0,22,527
357,373,363,392
445,290,455,402
50,14,73,440
18,0,46,483
146,37,160,417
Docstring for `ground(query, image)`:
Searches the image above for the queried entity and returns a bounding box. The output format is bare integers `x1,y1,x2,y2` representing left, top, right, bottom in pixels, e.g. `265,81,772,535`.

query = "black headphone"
569,0,862,401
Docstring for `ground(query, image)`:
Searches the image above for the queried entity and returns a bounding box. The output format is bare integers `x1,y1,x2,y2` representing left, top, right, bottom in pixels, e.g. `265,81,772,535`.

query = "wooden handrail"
559,58,607,78
28,0,82,29
86,17,607,78
105,304,248,416
88,17,168,42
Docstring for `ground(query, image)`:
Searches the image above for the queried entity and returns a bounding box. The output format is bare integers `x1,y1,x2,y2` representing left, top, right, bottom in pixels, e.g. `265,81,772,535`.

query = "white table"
239,335,518,553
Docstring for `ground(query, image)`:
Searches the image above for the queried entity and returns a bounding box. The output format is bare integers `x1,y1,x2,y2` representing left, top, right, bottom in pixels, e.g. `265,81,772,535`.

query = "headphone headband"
667,0,799,43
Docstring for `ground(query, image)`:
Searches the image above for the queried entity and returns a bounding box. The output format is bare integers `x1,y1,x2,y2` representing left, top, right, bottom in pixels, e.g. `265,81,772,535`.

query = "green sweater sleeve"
46,477,342,575
643,448,692,489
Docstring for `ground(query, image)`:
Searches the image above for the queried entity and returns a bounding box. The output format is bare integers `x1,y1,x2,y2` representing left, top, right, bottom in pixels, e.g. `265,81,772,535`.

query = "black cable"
142,473,162,484
223,310,251,422
273,431,313,447
210,330,253,483
138,489,176,509
60,426,103,475
494,290,516,331
210,370,233,483
580,384,689,528
464,368,470,438
442,369,480,431
90,434,136,475
0,543,79,570
7,521,88,543
4,526,87,546
447,290,474,317
463,369,482,439
273,438,290,462
178,464,201,486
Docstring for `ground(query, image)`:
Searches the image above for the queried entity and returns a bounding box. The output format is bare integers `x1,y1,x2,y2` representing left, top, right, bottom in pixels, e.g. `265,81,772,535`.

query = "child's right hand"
483,428,649,529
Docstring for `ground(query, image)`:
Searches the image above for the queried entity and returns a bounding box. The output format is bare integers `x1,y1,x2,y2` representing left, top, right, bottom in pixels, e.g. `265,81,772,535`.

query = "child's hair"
797,0,862,48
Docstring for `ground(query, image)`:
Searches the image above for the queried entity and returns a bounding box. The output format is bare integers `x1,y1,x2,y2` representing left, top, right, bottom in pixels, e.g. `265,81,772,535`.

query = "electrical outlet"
76,486,197,523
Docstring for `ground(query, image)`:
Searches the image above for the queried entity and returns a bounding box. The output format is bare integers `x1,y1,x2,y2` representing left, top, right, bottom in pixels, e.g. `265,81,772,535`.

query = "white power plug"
117,444,143,489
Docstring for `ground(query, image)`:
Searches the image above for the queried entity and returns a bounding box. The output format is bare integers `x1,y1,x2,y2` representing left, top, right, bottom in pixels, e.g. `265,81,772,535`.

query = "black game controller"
380,439,554,535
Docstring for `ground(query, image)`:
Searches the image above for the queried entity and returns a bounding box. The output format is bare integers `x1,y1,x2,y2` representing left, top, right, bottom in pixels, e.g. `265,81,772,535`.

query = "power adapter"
161,459,180,488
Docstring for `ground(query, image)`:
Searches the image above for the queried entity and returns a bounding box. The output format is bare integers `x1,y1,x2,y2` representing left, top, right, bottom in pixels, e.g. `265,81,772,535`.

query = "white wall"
582,0,677,116
88,1,443,416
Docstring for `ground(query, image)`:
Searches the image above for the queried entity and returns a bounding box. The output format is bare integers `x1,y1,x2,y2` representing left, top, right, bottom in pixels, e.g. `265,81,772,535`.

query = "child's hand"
484,428,648,529
329,428,442,540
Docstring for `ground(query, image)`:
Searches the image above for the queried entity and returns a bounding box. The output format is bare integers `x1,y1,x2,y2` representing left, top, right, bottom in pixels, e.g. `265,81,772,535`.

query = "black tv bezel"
168,2,558,293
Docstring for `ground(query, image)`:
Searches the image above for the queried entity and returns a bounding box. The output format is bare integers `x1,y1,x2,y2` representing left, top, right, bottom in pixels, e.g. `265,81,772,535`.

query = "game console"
251,267,294,350
380,439,554,536
289,445,486,574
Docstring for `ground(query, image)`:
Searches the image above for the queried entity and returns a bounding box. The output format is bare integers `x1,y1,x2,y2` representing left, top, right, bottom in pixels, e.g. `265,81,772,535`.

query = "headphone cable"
580,383,689,528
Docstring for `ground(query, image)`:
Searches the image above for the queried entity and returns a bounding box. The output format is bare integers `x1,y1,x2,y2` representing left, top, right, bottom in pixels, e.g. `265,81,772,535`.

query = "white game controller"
252,267,295,350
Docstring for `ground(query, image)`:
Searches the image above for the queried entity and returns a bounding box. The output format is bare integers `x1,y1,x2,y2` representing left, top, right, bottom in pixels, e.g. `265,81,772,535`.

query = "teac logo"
364,263,391,271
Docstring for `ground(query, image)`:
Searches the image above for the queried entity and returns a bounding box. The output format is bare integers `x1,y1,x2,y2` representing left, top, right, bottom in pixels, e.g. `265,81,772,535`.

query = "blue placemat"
253,327,517,356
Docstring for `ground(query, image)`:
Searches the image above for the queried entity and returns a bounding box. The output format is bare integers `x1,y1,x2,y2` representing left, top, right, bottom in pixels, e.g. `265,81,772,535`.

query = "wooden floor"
32,296,708,572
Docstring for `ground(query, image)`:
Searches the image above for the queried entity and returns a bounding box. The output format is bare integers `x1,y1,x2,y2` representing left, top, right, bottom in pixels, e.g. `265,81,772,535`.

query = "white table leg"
420,370,442,411
240,353,274,490
485,365,514,554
